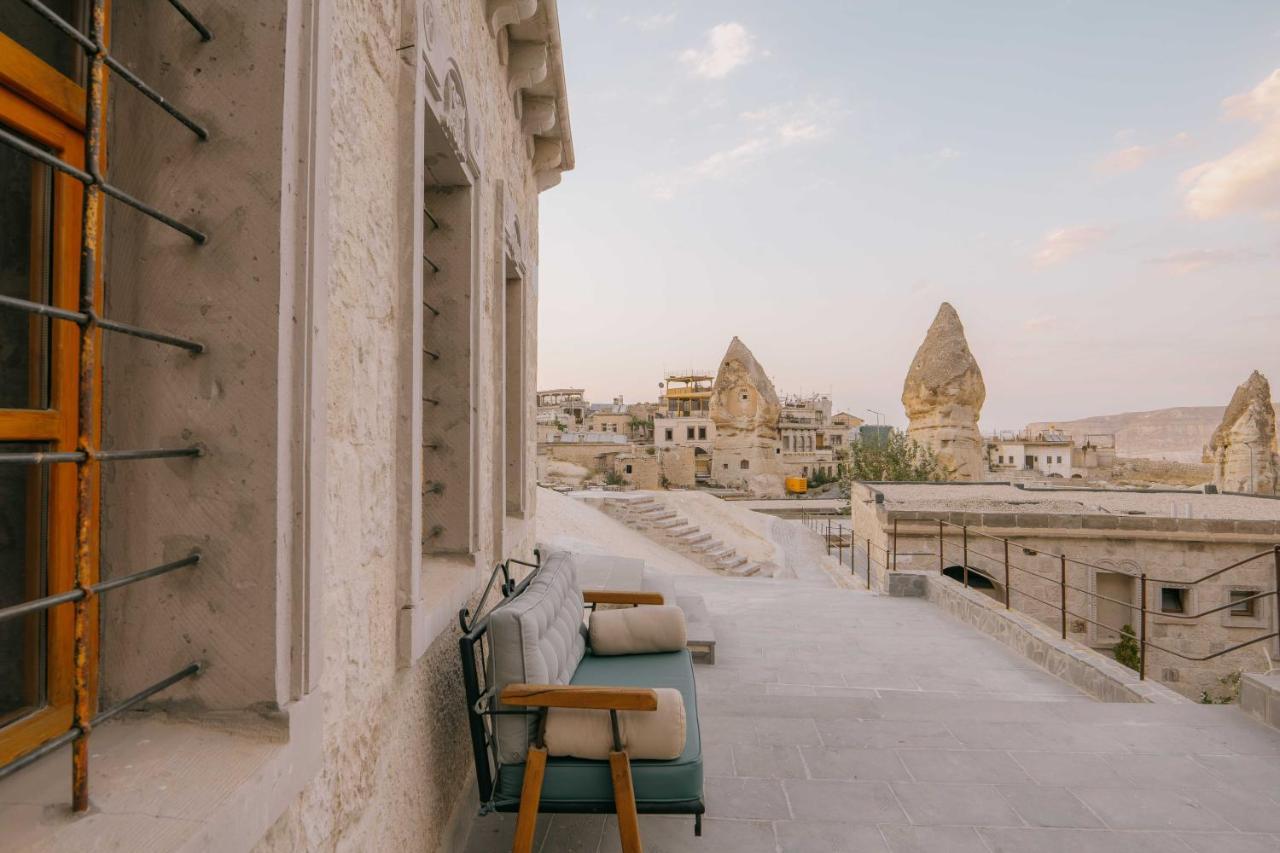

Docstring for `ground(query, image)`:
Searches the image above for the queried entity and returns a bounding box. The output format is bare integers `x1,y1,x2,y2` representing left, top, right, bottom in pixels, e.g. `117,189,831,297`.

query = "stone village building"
0,0,573,849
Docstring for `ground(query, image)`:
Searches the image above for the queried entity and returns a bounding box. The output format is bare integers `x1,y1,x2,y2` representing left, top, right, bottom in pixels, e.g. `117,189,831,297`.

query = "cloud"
680,23,755,79
622,12,675,31
1147,248,1265,275
1095,145,1153,175
1032,226,1108,267
694,138,771,178
1182,69,1280,219
645,99,836,198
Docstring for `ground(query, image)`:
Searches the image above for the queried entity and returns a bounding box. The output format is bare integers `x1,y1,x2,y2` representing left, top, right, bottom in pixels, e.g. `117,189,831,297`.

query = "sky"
538,1,1280,431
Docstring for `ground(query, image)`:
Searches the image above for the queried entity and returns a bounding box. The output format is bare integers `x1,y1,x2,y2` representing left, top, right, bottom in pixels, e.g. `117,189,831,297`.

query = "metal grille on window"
0,0,212,812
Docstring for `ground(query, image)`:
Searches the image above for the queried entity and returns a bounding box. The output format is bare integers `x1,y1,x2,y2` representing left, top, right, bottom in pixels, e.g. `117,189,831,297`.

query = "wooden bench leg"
513,746,547,853
609,750,643,853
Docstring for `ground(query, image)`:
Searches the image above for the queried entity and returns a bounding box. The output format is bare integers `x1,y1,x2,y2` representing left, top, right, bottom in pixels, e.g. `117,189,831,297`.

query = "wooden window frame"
0,22,103,768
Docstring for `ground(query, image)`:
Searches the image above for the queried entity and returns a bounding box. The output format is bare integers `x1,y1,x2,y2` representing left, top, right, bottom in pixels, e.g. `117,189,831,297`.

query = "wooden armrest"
582,590,665,606
500,684,659,711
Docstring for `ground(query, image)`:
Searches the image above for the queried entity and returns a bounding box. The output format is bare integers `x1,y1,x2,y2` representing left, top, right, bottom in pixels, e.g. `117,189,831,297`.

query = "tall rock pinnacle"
901,303,987,480
1209,370,1279,494
710,337,783,494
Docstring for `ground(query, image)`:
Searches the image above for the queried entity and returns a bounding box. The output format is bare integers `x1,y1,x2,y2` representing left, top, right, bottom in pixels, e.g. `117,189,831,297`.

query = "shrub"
839,429,950,484
1113,624,1140,671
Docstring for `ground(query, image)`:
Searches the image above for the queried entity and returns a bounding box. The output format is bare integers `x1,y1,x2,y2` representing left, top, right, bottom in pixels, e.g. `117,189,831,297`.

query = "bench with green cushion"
492,648,703,813
465,548,705,851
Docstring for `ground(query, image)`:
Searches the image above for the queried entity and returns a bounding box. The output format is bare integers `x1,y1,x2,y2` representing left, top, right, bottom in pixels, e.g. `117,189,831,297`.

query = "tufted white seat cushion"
489,550,587,765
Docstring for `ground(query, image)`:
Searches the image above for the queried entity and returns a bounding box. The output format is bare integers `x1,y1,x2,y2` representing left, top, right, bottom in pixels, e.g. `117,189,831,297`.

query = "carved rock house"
0,0,572,849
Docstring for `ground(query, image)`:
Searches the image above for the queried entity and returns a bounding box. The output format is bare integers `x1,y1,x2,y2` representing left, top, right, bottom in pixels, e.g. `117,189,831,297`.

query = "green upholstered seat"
492,649,703,813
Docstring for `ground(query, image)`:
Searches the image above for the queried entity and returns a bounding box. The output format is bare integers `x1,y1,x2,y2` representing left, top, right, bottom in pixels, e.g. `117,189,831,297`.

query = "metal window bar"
934,521,1280,681
0,0,214,812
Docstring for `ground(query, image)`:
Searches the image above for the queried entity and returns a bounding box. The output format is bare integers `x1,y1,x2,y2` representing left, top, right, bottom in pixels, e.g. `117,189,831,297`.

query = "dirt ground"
1106,457,1213,487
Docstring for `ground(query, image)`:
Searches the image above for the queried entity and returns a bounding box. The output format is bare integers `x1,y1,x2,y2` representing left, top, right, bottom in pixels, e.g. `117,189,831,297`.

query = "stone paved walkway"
464,573,1280,853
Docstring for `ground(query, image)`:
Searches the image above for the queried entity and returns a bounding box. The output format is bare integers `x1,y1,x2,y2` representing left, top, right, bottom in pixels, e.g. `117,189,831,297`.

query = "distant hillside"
1026,403,1279,463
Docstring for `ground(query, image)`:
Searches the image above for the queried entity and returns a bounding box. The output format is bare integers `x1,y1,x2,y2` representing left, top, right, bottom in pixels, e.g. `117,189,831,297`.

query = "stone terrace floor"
464,574,1280,853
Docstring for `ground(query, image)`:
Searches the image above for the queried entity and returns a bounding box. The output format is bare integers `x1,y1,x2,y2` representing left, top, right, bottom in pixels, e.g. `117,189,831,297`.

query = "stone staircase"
595,495,773,578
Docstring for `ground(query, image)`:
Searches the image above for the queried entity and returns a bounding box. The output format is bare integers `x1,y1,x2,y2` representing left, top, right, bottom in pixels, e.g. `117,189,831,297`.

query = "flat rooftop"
869,483,1280,522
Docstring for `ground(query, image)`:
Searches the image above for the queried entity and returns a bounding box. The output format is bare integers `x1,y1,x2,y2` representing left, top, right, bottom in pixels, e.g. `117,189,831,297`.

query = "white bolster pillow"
544,687,686,760
589,605,687,656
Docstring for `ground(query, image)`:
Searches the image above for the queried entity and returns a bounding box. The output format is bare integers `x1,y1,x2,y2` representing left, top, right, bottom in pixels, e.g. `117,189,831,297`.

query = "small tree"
1113,624,1140,671
840,429,950,485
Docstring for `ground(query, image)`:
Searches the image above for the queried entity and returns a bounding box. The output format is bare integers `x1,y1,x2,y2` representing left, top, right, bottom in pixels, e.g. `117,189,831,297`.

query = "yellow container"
785,476,808,494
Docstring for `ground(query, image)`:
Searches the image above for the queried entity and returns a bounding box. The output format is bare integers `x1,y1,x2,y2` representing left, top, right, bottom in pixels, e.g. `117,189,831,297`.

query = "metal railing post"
1139,573,1147,681
866,537,872,589
1274,547,1280,659
938,520,944,573
826,518,832,555
1060,555,1068,639
962,525,969,588
1003,537,1011,609
837,525,844,565
892,518,899,571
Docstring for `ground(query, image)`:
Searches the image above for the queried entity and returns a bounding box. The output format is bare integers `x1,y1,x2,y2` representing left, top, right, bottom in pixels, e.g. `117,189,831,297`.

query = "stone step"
648,511,677,522
666,525,698,538
690,540,722,554
706,547,734,560
726,562,761,578
683,533,712,546
633,505,667,516
718,555,749,570
629,496,656,506
652,518,686,529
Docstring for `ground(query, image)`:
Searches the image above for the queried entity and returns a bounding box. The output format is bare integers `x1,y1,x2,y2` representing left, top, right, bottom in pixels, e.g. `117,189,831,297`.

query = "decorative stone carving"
486,0,537,36
521,95,556,135
532,137,562,173
1208,370,1279,494
481,0,574,193
418,6,480,181
901,302,986,480
710,337,783,494
507,40,549,99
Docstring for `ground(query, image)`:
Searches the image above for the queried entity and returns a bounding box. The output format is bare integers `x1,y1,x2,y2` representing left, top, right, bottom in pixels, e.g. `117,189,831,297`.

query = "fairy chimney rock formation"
1208,370,1279,494
710,337,783,494
901,303,987,481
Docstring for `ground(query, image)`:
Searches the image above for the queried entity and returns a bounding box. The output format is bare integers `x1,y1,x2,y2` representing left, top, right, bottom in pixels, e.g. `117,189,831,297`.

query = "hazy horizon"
539,2,1280,431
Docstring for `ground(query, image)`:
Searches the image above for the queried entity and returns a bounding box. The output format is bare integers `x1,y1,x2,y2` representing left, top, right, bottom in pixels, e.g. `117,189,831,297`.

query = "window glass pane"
0,130,54,410
0,0,83,81
1160,587,1185,614
1229,590,1255,616
0,444,49,725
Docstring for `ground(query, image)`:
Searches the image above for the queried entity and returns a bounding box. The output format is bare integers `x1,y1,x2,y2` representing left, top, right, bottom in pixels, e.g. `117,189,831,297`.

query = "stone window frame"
395,3,493,668
1086,562,1140,647
1153,583,1193,623
1221,586,1268,629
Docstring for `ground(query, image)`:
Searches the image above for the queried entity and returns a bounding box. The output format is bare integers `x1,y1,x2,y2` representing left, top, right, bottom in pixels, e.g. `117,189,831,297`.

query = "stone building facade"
0,1,572,849
851,482,1280,701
